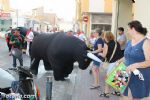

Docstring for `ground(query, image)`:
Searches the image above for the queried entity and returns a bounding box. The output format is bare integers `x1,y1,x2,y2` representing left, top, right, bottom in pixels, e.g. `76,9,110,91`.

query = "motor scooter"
0,48,40,100
0,67,40,100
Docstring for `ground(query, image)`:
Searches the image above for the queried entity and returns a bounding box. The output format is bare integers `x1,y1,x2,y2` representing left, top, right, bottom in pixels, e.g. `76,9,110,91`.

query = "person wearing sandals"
117,21,150,100
90,28,104,89
98,31,122,98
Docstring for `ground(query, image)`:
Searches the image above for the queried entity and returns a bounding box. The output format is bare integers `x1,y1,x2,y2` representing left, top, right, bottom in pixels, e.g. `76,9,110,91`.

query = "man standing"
10,28,24,67
117,27,127,57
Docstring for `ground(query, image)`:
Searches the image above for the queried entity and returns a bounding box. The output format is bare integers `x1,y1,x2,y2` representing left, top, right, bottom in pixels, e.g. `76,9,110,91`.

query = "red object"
77,31,81,36
90,34,94,38
26,30,31,36
83,15,88,22
6,37,9,43
67,32,73,36
36,85,40,97
0,12,10,17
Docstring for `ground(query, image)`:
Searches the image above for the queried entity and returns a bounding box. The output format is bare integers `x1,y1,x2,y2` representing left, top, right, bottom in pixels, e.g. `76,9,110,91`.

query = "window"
92,24,111,31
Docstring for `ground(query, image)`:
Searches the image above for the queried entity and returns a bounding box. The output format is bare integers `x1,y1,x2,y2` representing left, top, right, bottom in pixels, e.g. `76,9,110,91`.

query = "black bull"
30,33,92,81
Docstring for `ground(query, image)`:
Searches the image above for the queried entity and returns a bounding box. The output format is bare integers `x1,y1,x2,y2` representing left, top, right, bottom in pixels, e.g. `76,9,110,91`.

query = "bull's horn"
87,52,102,63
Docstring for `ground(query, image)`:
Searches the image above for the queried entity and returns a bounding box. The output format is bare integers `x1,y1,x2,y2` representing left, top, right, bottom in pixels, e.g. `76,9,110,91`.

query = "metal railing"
46,72,53,100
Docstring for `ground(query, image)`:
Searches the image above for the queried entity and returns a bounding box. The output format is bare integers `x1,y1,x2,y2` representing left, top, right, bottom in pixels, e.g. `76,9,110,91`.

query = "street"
0,37,122,100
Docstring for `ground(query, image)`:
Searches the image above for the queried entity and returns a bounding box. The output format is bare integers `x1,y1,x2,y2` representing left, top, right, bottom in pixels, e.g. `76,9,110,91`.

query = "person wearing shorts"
90,28,104,89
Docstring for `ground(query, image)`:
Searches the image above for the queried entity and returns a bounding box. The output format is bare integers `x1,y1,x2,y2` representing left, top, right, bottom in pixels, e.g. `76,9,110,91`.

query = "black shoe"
90,85,100,89
89,69,92,74
111,91,121,96
55,77,66,81
99,92,110,98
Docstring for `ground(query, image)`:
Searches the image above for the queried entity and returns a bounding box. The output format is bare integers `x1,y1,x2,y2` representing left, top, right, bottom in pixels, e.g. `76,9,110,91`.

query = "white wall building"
58,21,73,32
84,0,112,35
89,0,104,13
112,0,150,38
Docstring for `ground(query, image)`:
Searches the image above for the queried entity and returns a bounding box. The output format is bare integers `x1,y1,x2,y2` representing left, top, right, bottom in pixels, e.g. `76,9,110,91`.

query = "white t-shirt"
27,31,34,42
89,38,96,45
78,34,87,41
73,34,78,38
117,34,127,50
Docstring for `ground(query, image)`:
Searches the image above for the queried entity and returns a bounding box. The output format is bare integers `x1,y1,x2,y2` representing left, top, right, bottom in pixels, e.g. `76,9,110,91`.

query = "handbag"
102,41,117,69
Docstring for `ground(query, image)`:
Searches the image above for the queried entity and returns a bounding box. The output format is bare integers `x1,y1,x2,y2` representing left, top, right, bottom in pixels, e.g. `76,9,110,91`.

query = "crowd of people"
87,20,150,100
64,20,150,100
64,21,149,100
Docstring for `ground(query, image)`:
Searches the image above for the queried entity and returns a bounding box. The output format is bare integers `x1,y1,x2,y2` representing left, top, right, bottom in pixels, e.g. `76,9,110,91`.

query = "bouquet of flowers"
105,62,129,94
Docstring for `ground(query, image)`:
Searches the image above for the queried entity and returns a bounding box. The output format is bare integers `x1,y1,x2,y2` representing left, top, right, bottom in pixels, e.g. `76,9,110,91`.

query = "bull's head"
74,43,101,70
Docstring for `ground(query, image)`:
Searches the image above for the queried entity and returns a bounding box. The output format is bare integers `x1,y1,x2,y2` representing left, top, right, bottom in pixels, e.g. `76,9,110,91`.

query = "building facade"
32,7,58,32
0,0,11,31
112,0,150,38
75,0,112,36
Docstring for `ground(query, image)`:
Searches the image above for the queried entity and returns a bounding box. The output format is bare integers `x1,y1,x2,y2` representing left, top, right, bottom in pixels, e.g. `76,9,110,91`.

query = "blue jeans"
13,55,23,67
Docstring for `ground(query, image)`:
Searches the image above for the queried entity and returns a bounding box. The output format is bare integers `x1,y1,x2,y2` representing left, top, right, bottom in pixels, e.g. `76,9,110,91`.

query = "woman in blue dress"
119,20,150,100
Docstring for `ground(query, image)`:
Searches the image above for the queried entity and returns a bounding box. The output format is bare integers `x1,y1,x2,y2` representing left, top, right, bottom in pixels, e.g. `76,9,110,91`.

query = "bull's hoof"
63,74,69,78
30,69,38,76
45,69,52,71
44,66,52,70
55,77,66,81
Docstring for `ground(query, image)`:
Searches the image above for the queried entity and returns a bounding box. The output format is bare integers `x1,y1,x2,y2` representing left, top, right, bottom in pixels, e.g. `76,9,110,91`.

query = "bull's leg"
43,60,52,70
30,58,40,75
63,64,73,78
53,66,65,81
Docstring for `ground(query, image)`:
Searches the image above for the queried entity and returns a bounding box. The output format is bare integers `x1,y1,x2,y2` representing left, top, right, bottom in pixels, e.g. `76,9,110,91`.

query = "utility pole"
16,9,18,27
